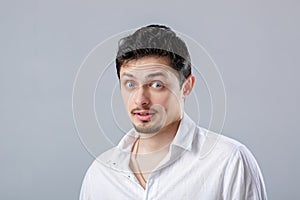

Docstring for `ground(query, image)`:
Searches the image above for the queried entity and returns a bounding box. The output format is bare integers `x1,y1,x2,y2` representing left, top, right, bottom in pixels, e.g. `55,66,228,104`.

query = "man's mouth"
131,110,155,121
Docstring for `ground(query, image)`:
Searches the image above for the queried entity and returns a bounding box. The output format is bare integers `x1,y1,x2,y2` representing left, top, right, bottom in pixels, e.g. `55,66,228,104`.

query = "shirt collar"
171,113,196,151
99,113,197,173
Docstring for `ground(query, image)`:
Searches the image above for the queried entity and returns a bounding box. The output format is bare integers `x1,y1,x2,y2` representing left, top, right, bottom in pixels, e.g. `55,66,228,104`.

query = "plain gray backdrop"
1,0,299,199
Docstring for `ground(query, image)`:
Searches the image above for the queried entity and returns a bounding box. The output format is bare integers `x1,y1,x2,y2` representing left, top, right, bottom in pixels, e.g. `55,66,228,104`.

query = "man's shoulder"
195,127,251,159
97,147,119,162
83,147,117,173
87,146,131,174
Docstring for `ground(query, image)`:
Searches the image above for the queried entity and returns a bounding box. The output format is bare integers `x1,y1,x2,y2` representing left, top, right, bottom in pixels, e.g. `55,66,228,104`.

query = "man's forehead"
119,55,180,80
120,64,177,79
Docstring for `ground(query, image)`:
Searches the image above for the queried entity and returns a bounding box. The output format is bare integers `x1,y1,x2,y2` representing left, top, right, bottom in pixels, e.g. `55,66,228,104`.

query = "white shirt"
80,114,267,200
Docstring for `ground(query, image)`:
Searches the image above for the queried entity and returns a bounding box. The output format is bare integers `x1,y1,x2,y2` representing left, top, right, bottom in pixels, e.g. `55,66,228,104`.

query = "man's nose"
133,86,150,107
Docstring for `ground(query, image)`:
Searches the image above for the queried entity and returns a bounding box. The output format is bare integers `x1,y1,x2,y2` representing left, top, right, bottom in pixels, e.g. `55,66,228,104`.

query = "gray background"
1,0,299,199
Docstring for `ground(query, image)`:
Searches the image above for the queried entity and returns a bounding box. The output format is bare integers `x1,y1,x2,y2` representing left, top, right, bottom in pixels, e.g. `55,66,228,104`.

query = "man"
80,25,267,199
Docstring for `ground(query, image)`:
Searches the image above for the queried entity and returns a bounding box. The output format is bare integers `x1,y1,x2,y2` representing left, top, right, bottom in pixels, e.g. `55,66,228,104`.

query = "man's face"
119,56,186,135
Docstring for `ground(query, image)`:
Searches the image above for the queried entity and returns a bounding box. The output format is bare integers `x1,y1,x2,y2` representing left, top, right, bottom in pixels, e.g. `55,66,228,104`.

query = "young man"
80,25,267,199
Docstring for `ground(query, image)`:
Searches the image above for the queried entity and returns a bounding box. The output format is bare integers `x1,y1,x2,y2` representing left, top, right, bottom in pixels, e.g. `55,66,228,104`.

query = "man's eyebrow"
146,72,167,78
121,72,135,78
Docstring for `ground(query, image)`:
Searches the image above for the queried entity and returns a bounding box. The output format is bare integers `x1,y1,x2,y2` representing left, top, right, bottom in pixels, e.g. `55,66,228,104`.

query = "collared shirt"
80,114,267,200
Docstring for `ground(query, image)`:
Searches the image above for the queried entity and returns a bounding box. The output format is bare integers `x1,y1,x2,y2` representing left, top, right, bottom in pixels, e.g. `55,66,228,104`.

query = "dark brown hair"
115,24,191,87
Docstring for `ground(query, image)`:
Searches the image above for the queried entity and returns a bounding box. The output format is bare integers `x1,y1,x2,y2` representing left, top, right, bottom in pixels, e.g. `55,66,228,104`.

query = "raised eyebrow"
146,72,167,79
121,72,135,79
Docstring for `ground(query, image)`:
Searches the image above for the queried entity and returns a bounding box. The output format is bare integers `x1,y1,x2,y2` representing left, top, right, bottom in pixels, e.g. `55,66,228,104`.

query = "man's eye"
126,81,135,88
151,81,164,88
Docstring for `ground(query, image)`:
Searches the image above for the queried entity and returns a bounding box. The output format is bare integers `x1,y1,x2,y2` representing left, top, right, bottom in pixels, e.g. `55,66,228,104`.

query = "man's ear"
182,75,195,98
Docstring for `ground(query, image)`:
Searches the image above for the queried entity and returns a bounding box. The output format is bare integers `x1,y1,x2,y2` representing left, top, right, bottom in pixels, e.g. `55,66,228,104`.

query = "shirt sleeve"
222,145,268,200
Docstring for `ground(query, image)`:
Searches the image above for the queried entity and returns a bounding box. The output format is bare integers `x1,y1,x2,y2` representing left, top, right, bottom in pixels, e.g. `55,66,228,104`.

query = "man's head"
116,25,195,135
116,24,191,87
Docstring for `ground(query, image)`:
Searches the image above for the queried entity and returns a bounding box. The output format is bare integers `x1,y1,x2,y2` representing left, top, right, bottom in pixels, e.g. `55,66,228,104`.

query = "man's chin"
133,124,163,134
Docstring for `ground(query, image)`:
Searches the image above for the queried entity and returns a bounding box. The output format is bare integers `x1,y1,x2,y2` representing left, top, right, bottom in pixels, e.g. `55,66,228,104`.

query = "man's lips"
131,110,156,121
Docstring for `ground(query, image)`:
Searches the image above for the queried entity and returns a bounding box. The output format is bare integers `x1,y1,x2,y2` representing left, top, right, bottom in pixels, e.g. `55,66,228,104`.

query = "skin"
120,56,195,189
120,55,195,153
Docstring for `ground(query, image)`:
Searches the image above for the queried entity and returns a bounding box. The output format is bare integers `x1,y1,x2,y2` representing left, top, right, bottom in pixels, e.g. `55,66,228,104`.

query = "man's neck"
129,119,181,189
137,120,181,154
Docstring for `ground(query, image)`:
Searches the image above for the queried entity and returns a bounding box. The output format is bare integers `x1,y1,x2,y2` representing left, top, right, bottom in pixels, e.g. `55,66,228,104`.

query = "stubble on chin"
133,122,163,134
